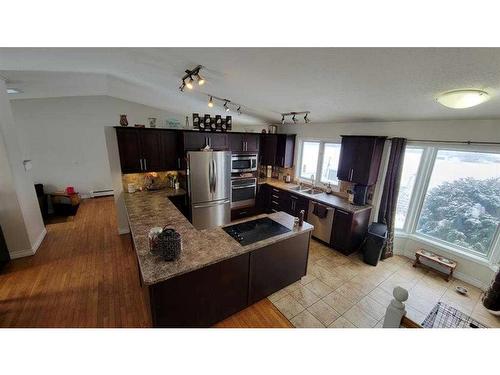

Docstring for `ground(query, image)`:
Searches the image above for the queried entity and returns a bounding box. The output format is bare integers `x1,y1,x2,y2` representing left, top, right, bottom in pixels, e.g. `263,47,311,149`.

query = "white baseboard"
9,227,47,259
118,227,130,235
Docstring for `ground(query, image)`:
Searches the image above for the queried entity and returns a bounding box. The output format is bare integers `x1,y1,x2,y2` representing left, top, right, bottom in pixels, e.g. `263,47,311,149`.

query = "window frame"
297,138,342,187
396,141,500,263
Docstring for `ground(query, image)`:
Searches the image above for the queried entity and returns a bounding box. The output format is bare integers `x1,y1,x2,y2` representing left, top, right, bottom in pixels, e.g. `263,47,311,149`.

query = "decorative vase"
119,114,129,127
148,117,157,128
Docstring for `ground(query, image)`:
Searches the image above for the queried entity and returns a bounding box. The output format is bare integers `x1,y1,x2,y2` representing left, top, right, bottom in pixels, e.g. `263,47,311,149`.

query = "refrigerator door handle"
212,158,217,192
208,157,213,193
193,199,230,209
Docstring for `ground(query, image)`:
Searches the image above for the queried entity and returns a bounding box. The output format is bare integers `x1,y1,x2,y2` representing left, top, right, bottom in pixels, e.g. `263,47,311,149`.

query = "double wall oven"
231,154,258,209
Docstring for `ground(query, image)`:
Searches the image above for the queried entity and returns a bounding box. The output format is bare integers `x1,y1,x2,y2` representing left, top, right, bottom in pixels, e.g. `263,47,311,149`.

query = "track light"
292,115,298,124
208,96,214,108
281,111,311,125
195,73,205,85
179,80,186,92
186,76,194,90
224,101,230,112
281,115,285,124
237,106,242,115
304,113,310,123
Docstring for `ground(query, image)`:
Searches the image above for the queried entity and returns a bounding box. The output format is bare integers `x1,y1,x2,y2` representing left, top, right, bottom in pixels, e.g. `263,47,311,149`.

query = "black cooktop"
223,217,291,246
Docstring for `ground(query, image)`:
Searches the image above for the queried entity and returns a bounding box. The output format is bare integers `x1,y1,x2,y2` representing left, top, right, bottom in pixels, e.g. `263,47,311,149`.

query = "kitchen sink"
303,189,323,195
290,186,308,191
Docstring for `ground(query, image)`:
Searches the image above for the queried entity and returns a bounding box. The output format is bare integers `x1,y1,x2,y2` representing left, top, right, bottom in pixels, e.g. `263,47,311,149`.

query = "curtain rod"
387,138,500,146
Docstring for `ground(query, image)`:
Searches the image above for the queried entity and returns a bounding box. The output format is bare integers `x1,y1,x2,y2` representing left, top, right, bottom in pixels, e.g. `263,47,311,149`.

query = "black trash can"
362,222,388,266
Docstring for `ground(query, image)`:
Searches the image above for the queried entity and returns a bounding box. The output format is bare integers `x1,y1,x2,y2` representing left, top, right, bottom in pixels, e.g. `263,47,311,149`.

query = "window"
298,140,341,185
299,141,320,179
416,150,500,257
320,143,342,185
395,148,424,229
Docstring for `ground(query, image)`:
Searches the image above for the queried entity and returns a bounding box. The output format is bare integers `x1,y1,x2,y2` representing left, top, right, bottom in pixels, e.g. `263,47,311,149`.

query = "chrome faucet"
311,174,315,189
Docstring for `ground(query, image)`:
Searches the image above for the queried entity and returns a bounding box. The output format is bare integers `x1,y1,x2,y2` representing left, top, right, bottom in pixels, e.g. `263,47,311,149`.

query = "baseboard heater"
91,189,114,198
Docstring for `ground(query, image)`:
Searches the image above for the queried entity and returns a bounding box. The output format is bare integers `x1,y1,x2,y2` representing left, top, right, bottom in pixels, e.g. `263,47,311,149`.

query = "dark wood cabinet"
116,128,179,173
337,136,386,185
150,253,249,328
259,186,309,219
289,193,309,219
249,234,310,304
259,134,295,167
208,133,229,150
256,184,272,213
228,133,259,153
182,132,209,151
276,134,296,168
330,207,371,255
116,128,142,173
259,134,278,165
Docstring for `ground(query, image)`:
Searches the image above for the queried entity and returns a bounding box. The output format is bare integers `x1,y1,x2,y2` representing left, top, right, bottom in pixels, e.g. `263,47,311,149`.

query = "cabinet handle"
139,159,143,171
144,159,147,170
177,158,181,169
349,169,353,181
271,200,279,205
337,209,349,215
282,157,285,166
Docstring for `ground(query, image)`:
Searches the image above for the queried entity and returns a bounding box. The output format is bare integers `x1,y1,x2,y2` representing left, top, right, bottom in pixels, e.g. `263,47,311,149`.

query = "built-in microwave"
231,154,258,173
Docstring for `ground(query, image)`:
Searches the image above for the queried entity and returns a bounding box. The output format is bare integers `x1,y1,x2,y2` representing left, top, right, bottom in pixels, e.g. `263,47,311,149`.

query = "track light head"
292,114,298,124
304,113,310,123
281,115,285,124
196,73,205,85
224,101,230,112
237,106,242,115
186,76,194,90
208,96,214,108
179,80,186,92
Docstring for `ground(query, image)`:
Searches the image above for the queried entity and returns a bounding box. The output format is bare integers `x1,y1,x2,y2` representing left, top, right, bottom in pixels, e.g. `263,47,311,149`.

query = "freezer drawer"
192,200,231,230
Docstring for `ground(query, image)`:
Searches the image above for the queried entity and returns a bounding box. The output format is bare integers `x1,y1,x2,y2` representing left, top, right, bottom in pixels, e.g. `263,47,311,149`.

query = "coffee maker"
353,184,369,206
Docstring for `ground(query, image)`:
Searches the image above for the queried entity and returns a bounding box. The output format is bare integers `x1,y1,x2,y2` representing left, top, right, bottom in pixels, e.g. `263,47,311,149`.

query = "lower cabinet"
248,233,310,304
148,231,311,327
330,208,371,255
149,253,250,328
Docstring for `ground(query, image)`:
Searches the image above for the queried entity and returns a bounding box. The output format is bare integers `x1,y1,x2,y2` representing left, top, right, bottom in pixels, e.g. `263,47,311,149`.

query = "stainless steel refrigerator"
187,151,231,229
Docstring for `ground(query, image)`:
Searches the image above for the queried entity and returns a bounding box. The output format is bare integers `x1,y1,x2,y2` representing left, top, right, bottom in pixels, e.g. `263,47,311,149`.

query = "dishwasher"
307,201,335,244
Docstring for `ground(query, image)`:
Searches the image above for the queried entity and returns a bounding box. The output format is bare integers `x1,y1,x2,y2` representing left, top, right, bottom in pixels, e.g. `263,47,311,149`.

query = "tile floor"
268,239,500,328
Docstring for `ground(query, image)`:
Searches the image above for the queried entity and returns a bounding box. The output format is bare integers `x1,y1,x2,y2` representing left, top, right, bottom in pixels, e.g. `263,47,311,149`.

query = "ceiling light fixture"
186,76,194,90
180,65,205,91
436,89,490,109
208,96,214,108
237,106,242,115
224,100,230,112
7,88,22,94
280,111,311,125
195,73,205,86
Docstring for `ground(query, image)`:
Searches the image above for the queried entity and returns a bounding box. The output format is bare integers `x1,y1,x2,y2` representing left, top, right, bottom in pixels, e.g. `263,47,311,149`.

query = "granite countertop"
258,178,372,214
123,190,313,286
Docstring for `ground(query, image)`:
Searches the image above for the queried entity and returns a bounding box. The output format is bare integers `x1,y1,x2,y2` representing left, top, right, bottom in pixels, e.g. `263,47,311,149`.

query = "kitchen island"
123,190,313,327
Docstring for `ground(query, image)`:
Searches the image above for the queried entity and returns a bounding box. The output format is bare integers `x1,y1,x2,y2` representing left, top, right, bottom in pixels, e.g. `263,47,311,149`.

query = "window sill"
395,232,494,268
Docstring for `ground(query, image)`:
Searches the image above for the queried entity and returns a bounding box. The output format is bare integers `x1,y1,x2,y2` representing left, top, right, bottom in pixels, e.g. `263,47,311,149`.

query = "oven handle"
232,184,257,189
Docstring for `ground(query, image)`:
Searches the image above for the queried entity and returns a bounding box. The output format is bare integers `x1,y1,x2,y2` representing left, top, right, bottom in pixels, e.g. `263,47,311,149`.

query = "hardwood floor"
0,197,292,328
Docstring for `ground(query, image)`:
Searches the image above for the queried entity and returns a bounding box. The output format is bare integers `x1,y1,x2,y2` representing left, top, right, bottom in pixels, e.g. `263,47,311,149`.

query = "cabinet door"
228,133,245,152
162,130,180,170
140,130,165,172
337,137,357,182
279,190,293,215
208,133,229,150
330,208,353,253
249,234,309,304
290,194,309,219
244,134,260,153
116,128,142,173
256,184,272,213
260,135,277,165
183,132,208,151
276,134,295,168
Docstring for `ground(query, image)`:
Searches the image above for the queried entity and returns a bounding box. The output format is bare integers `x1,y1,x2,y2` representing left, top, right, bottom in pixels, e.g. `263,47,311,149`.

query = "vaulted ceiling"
2,48,500,125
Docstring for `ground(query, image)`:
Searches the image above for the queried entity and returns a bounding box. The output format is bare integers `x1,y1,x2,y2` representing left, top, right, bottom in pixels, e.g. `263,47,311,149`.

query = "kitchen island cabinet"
123,190,312,327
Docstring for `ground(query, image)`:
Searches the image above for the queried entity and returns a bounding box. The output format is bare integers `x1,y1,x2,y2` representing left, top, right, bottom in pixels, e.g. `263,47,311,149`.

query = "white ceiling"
2,48,500,124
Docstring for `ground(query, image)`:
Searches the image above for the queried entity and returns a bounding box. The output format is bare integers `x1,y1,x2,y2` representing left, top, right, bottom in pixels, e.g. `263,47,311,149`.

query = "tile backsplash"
122,171,178,192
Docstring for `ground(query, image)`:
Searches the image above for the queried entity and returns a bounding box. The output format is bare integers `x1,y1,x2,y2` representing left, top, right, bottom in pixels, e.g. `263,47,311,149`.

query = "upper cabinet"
116,128,180,173
182,132,229,151
259,134,295,168
229,133,260,153
337,136,386,185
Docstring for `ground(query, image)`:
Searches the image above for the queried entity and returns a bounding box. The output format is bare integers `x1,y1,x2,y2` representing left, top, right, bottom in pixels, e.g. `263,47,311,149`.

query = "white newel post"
383,286,409,328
